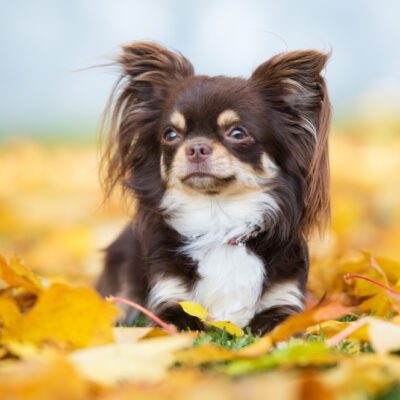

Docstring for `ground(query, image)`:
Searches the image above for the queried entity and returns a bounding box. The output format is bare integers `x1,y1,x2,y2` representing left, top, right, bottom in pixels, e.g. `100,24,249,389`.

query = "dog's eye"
227,128,248,141
163,129,181,143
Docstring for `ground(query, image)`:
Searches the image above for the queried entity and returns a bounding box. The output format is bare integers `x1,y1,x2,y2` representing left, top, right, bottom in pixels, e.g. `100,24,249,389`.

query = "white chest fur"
160,189,279,327
193,244,265,327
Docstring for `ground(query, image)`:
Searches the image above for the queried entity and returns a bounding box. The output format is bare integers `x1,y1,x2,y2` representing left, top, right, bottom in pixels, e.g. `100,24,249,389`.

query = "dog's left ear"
251,50,331,235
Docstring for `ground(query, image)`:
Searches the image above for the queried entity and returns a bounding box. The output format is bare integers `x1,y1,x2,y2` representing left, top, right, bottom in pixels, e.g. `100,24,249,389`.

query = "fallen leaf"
98,369,300,400
175,343,235,365
225,341,337,376
207,321,244,337
113,327,154,344
179,301,208,320
179,301,244,336
0,356,88,400
269,302,352,343
0,294,20,328
321,354,400,398
69,335,193,385
306,320,369,342
175,335,269,366
0,255,44,294
368,318,400,354
140,327,172,339
1,283,118,348
327,317,400,355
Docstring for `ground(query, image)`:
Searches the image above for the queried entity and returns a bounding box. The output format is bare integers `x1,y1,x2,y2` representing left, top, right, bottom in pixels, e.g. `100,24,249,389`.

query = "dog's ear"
118,41,194,104
102,41,194,200
251,51,331,235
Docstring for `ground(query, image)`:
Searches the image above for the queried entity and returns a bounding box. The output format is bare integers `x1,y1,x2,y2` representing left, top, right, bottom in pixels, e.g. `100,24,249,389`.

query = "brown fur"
251,50,331,235
101,41,194,201
97,41,331,334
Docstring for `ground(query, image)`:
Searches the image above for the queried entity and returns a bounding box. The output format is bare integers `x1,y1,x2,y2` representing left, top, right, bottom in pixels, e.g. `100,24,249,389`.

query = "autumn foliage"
1,127,400,399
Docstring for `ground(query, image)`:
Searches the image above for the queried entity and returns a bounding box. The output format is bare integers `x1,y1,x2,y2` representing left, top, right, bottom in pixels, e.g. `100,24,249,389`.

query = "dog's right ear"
118,41,194,104
101,41,194,199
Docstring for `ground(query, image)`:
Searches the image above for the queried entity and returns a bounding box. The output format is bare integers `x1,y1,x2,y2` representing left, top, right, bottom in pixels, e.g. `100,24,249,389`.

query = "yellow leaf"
327,317,400,355
140,327,173,340
2,283,118,349
0,255,44,294
307,320,369,342
69,335,193,385
179,301,208,320
358,294,393,317
0,294,21,328
175,343,235,365
179,301,244,336
206,321,244,337
2,341,46,360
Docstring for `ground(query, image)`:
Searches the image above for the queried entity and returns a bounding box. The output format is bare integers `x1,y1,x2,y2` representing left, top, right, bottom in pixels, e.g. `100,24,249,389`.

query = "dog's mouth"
181,172,236,192
183,172,219,180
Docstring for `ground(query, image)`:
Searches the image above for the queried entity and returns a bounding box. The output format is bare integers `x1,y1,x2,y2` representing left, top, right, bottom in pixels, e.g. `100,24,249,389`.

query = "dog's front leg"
147,275,205,331
154,302,205,331
247,305,302,336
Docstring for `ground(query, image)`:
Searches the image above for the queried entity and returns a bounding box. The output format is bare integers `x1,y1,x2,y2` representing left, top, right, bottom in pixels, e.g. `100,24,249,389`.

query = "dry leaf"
306,320,369,342
327,317,400,354
269,302,352,343
368,318,400,354
97,369,300,400
0,255,44,294
225,342,338,376
207,321,244,337
1,283,118,348
0,356,87,400
1,137,400,399
69,335,193,385
179,301,244,336
179,301,208,320
140,327,172,339
321,354,400,398
175,343,236,365
112,327,154,344
0,294,20,328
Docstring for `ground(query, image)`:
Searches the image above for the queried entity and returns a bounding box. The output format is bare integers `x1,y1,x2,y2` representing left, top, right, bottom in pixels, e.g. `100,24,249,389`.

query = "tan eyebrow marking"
217,109,240,127
170,111,186,131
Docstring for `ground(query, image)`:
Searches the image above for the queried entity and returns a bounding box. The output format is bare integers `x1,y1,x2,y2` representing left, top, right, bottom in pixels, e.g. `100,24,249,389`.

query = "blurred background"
0,0,399,285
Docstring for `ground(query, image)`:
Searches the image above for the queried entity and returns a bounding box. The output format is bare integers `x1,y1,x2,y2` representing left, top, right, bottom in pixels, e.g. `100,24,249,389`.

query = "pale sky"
1,0,399,137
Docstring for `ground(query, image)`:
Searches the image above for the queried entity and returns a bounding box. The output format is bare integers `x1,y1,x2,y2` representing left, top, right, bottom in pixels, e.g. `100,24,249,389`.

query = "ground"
1,119,400,399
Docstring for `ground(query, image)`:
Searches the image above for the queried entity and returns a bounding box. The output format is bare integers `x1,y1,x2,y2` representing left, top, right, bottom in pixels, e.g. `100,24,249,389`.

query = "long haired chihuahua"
96,41,331,334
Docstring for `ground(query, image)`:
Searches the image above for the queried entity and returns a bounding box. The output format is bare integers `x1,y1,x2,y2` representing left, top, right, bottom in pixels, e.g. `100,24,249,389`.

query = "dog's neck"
160,187,279,250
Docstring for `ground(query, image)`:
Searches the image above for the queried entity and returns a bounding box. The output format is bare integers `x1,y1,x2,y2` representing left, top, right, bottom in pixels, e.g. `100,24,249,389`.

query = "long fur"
96,41,331,334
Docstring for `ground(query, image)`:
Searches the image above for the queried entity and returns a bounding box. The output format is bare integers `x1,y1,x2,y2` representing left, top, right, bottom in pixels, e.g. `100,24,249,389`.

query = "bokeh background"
1,0,399,285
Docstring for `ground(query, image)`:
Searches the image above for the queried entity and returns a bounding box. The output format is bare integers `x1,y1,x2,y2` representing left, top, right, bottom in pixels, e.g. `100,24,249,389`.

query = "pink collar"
227,226,263,246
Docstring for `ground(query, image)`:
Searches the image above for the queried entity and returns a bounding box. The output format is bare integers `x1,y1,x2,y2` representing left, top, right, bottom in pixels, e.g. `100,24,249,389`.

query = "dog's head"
102,41,330,237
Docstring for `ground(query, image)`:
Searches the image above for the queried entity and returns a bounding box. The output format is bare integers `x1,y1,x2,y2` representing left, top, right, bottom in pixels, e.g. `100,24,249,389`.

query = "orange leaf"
269,302,352,343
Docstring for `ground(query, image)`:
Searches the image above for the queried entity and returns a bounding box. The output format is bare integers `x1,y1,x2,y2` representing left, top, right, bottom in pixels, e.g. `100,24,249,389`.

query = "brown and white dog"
96,41,331,334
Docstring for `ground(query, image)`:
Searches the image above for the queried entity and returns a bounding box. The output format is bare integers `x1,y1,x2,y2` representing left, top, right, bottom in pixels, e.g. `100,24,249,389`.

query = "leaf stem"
327,317,370,347
107,296,178,336
344,274,400,296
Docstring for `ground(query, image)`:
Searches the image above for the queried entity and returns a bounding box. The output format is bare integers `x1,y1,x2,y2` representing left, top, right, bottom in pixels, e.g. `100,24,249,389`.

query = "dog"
96,41,331,334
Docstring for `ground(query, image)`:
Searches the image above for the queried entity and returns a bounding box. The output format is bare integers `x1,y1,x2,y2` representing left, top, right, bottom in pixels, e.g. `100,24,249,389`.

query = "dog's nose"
185,143,213,163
